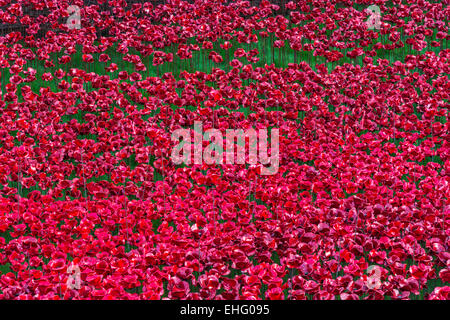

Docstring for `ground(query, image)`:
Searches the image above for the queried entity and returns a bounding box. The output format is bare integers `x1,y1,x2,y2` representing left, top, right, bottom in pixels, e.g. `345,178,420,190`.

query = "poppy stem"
59,273,62,298
120,122,130,252
18,157,21,219
80,146,89,213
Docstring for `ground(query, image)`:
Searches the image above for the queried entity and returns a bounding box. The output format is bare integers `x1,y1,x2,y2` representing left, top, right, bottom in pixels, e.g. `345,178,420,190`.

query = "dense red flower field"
0,0,448,300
